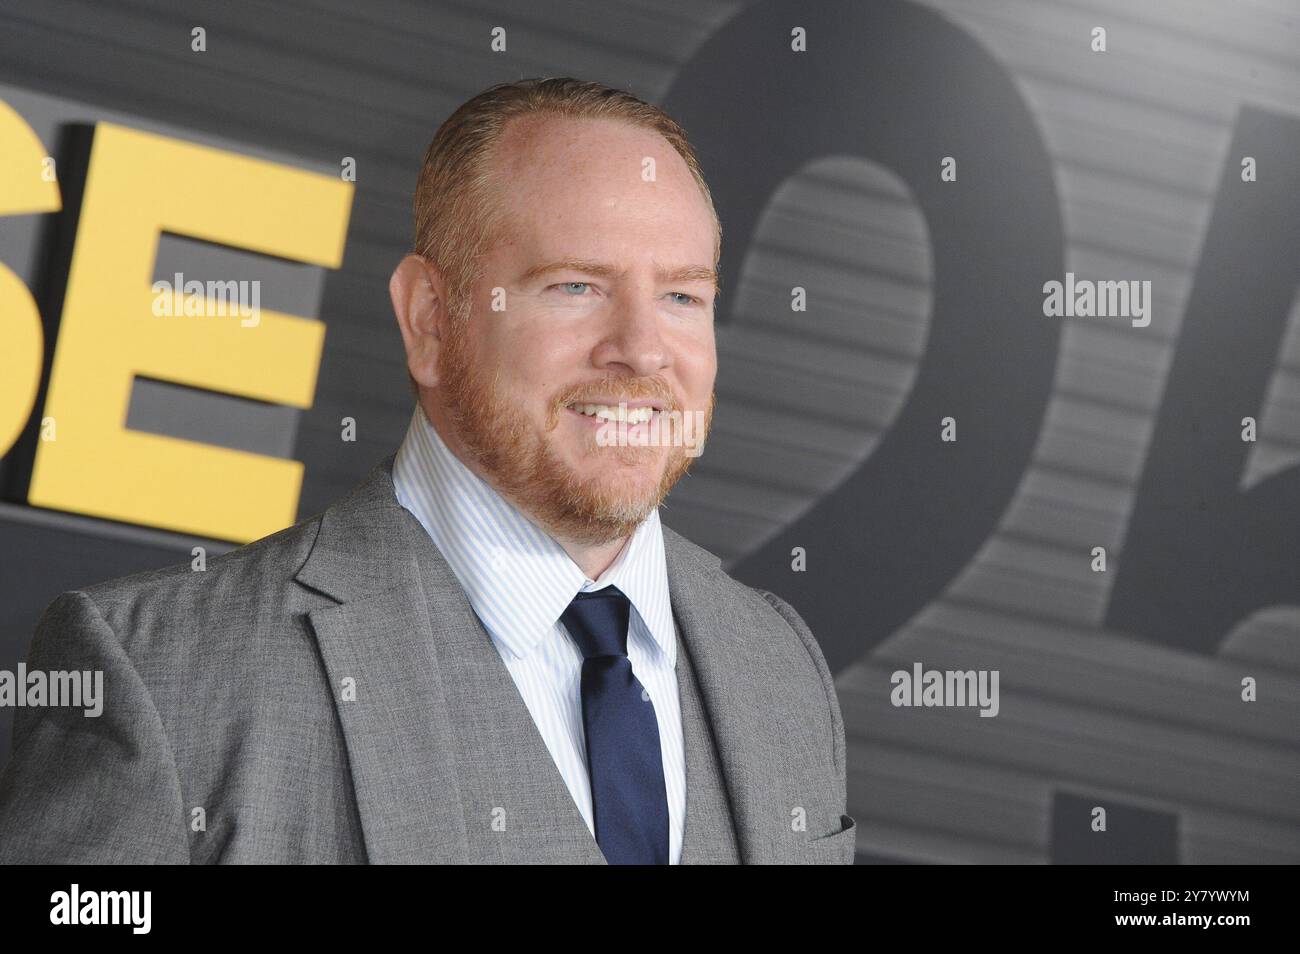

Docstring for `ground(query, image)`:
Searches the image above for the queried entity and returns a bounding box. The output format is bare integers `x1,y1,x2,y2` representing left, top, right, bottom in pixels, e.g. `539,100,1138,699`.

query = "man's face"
435,115,718,545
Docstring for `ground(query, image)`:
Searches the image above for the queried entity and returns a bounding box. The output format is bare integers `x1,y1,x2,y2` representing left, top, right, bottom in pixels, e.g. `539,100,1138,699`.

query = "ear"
390,254,448,388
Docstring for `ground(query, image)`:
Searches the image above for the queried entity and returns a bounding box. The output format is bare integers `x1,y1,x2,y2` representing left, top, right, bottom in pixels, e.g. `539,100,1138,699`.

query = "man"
0,77,853,864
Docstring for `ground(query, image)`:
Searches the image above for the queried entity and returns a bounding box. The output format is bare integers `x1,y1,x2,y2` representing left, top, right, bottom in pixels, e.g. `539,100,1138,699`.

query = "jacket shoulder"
63,510,328,659
82,512,322,603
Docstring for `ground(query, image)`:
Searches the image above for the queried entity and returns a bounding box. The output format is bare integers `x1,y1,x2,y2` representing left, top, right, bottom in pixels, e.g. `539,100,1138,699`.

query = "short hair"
405,77,721,400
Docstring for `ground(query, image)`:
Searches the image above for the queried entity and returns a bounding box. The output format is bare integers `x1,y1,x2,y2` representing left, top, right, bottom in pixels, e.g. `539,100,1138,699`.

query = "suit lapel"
297,456,470,863
663,525,785,864
675,616,743,864
406,511,607,864
298,454,605,864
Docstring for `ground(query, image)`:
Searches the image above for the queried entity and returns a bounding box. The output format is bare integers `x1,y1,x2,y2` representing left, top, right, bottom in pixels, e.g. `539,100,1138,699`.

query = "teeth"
571,403,656,424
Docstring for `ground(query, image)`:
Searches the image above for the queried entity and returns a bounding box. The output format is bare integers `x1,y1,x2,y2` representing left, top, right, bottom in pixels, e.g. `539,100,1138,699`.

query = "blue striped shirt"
391,405,686,863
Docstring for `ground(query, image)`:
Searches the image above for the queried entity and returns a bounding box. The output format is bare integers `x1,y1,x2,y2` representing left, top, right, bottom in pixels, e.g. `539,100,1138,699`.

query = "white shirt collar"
391,405,676,665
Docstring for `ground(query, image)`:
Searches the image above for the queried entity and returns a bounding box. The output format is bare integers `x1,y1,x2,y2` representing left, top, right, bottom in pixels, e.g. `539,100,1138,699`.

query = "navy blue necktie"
560,585,669,865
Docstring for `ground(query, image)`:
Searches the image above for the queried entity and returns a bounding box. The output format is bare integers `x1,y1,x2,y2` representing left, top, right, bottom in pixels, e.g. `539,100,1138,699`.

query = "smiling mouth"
565,402,663,425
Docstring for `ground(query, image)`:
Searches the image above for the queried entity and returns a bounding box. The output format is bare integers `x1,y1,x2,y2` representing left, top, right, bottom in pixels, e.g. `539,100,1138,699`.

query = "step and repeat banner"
0,0,1296,863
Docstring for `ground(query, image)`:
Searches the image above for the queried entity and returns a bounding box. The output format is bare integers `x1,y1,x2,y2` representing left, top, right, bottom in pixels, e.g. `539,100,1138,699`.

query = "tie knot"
561,585,632,659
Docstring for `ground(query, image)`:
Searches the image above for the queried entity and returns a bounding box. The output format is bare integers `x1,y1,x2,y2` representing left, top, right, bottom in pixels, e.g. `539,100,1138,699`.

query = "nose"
592,291,671,378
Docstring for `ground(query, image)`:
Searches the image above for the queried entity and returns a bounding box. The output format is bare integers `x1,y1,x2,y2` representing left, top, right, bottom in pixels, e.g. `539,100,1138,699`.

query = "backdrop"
0,0,1296,864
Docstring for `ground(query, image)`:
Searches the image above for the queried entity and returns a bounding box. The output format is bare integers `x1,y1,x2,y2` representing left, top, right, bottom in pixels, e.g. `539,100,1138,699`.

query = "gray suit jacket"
0,455,854,864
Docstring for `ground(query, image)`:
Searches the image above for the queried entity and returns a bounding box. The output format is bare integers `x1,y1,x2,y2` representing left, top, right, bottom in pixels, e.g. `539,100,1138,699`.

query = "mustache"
552,374,677,412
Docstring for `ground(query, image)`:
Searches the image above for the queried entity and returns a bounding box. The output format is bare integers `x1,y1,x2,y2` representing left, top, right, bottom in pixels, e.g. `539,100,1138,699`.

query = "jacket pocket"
802,814,856,864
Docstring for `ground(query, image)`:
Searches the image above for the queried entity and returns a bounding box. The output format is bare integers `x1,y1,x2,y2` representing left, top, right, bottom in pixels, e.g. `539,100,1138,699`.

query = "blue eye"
554,282,589,295
669,292,700,305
